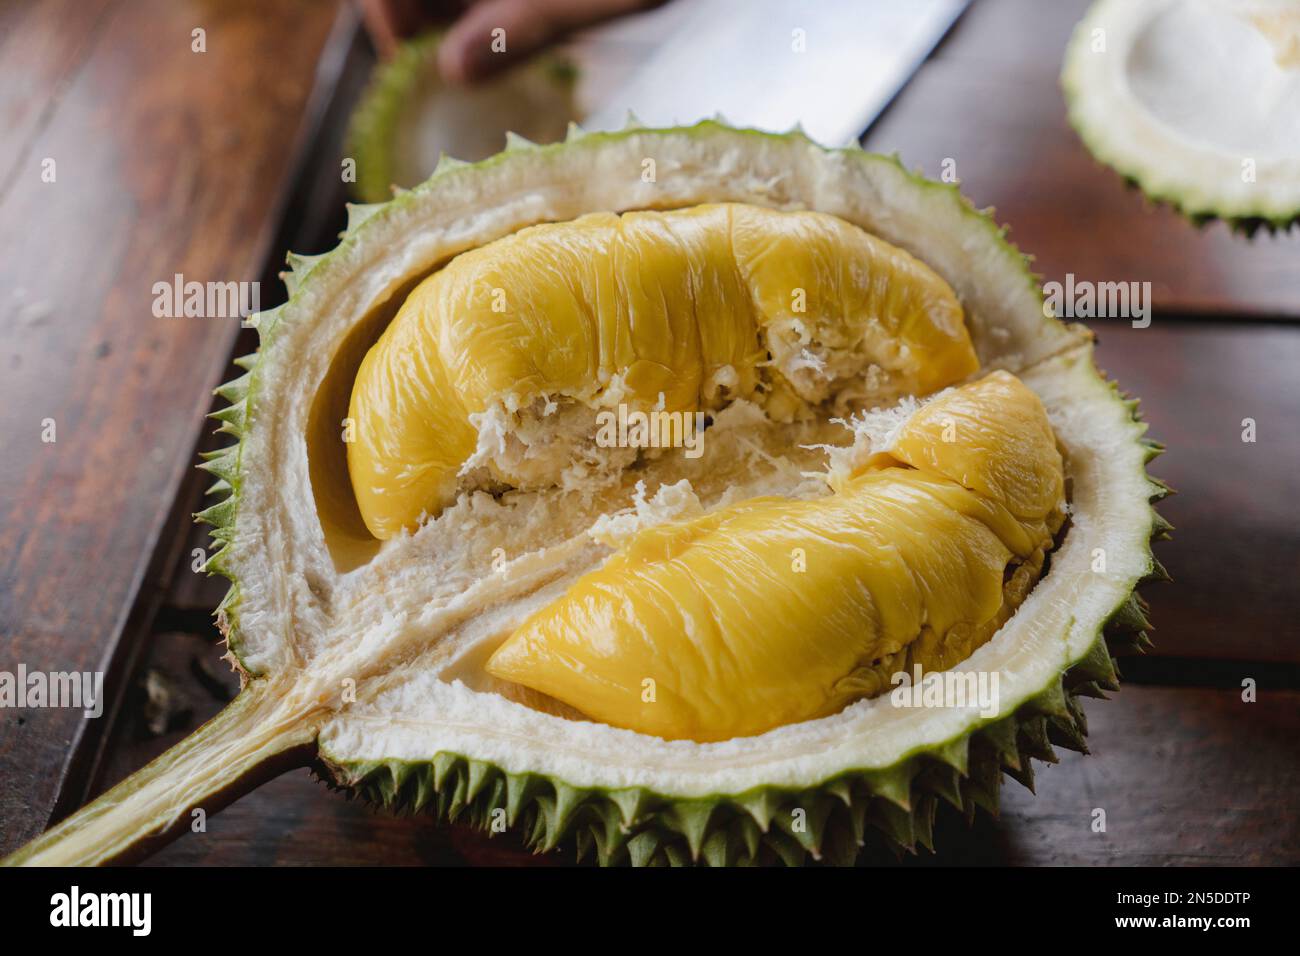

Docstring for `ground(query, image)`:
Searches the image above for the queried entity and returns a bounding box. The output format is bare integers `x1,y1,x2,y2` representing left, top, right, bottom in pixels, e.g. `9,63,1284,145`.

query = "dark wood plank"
921,685,1300,866
866,0,1300,319
1090,321,1300,666
0,0,116,185
0,0,343,854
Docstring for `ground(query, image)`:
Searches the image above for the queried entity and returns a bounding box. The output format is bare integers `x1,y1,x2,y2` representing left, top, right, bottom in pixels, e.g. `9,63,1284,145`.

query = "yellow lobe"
486,372,1065,742
886,370,1065,522
346,203,978,539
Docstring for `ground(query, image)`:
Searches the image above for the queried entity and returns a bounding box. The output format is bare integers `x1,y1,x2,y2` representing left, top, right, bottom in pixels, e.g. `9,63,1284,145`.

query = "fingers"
358,0,430,59
438,0,661,83
357,0,467,59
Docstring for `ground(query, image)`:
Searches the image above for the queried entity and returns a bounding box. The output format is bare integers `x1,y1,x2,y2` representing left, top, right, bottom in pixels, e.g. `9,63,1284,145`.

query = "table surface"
1,0,1296,865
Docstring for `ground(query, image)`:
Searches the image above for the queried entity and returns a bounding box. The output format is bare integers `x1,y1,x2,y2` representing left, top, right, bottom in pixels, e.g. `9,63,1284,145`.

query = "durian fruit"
4,121,1168,867
1063,0,1300,232
347,31,577,203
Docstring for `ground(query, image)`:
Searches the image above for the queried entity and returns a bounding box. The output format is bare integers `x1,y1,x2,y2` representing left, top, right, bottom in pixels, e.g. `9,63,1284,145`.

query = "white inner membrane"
1126,0,1300,158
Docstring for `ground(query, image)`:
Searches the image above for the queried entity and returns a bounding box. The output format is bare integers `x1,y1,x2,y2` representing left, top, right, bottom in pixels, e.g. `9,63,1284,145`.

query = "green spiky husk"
321,639,1112,866
1064,121,1300,238
196,353,254,673
197,121,1171,865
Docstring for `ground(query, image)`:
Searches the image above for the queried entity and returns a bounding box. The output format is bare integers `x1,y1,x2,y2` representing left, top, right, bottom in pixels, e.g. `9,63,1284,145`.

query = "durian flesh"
487,371,1065,741
347,202,978,539
345,201,1064,744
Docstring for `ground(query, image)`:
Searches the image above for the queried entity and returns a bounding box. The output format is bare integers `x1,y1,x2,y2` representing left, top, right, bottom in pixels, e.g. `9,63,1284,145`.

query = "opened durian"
5,122,1168,867
1063,0,1300,231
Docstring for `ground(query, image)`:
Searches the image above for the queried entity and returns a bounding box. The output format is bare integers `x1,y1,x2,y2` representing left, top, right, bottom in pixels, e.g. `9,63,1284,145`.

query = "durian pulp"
342,201,1065,744
487,372,1065,741
346,202,978,540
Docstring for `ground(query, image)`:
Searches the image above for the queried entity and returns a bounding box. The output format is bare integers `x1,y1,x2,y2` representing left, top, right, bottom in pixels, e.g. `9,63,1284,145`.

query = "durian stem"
3,680,316,866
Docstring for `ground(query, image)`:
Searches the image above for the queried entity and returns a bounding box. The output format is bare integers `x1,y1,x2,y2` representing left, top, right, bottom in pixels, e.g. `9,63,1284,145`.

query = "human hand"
359,0,663,83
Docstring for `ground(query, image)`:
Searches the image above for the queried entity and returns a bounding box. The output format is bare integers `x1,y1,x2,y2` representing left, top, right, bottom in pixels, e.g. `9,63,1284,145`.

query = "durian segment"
346,203,978,540
887,369,1064,521
486,371,1064,742
1063,0,1300,227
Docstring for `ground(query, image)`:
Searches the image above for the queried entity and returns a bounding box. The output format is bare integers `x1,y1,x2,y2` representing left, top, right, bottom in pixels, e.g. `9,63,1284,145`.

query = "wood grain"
0,0,343,854
922,685,1300,866
865,0,1300,319
1091,321,1300,668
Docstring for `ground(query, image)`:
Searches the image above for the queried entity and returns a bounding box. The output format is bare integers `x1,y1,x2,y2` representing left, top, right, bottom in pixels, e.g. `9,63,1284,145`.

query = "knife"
581,0,971,147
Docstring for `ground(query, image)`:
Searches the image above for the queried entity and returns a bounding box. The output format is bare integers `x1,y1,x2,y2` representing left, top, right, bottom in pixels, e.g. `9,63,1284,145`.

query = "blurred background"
1,0,1296,864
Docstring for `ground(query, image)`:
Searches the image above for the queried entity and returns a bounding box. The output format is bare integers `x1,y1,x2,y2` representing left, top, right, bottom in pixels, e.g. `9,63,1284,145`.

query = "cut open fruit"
1063,0,1300,231
4,122,1169,867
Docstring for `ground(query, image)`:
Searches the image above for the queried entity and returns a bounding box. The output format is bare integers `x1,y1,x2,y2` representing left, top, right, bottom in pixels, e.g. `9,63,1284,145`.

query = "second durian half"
4,121,1168,867
1063,0,1300,231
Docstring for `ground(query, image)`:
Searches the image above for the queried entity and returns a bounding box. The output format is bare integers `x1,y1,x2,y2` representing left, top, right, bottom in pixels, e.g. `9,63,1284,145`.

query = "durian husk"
3,121,1170,867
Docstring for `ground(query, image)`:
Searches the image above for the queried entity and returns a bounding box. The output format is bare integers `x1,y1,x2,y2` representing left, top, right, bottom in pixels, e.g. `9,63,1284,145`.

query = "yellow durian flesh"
486,371,1066,742
888,368,1065,522
346,203,978,539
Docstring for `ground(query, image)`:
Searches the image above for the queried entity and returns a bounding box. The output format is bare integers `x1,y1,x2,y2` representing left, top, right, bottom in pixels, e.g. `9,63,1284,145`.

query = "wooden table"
1,0,1296,865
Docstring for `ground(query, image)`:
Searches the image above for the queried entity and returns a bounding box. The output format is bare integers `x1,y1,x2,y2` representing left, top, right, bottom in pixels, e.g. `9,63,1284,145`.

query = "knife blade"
581,0,971,147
